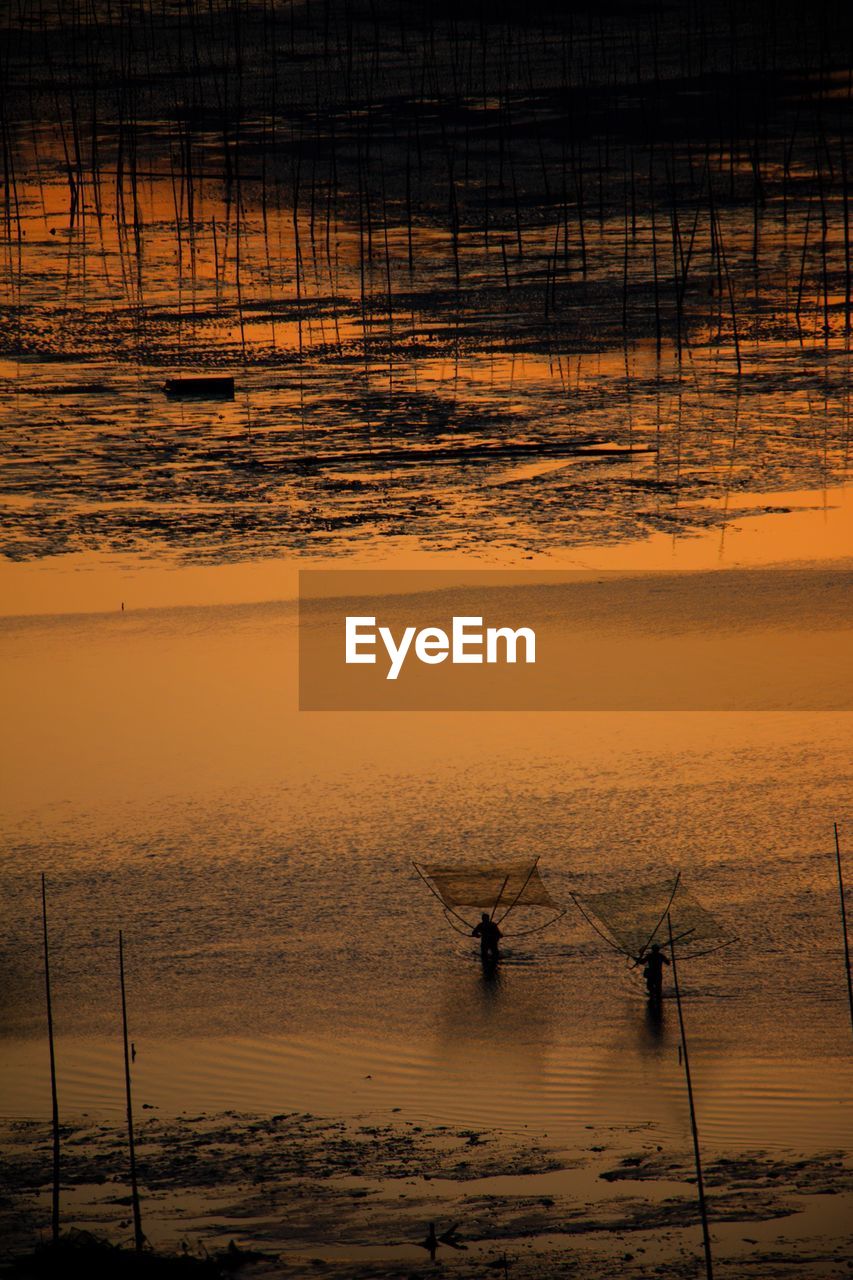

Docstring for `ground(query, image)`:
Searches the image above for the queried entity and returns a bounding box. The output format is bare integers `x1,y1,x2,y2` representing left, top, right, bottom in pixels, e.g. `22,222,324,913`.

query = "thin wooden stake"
41,873,60,1245
834,823,853,1036
667,912,713,1280
119,931,144,1252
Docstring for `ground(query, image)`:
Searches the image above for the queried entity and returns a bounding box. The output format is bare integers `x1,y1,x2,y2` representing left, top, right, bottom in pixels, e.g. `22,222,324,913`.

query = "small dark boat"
164,376,235,400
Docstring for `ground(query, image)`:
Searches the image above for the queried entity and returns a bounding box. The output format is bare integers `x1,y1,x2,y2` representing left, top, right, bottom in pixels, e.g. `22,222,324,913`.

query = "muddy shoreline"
2,1,851,563
2,1111,851,1279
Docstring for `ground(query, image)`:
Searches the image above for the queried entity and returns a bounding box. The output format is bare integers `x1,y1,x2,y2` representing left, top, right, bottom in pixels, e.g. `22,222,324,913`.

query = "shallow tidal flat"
1,1112,851,1278
1,1,851,567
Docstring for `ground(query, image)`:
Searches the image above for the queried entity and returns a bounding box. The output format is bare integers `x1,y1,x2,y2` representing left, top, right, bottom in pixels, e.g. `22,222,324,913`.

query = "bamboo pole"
490,876,510,922
834,823,853,1036
119,931,144,1253
41,873,60,1245
667,912,713,1280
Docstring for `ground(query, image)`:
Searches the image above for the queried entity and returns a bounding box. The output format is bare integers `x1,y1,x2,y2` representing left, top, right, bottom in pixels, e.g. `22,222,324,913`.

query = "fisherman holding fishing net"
472,912,503,962
636,941,669,1002
415,861,734,990
414,858,565,957
571,872,737,1002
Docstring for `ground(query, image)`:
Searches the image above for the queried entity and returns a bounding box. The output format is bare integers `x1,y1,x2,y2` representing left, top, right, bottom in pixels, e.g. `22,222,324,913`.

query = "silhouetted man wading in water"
638,942,669,1001
472,912,502,962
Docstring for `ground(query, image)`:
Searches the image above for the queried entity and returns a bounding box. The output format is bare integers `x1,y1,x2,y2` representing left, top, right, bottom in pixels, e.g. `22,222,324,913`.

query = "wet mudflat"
2,1112,851,1279
1,1,851,565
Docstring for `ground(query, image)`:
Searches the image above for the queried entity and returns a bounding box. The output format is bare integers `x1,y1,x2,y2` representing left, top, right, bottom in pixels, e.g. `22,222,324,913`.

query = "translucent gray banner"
299,569,852,711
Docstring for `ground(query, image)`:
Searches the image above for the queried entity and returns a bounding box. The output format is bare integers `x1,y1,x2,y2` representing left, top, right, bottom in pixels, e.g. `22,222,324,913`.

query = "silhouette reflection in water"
642,992,666,1052
436,947,552,1088
480,950,501,985
418,1221,466,1261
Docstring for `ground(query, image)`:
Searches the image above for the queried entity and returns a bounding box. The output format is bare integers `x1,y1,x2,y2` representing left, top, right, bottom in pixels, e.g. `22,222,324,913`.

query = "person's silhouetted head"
651,943,660,953
481,912,490,924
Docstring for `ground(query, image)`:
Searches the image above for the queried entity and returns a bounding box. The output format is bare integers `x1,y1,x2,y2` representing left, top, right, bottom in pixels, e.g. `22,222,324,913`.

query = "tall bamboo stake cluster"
1,0,850,390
